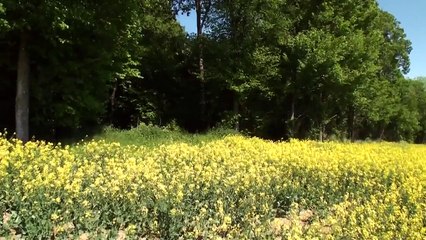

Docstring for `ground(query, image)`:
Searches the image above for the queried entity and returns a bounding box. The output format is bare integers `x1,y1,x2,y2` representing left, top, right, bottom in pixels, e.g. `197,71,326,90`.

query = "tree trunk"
379,122,386,140
347,106,355,142
288,95,296,138
109,80,118,124
319,91,324,142
16,32,30,142
233,96,239,131
291,95,295,122
199,46,206,124
319,123,324,142
196,0,206,126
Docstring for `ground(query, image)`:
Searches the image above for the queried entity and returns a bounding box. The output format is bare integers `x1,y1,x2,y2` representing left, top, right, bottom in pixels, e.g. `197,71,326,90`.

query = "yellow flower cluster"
0,134,425,239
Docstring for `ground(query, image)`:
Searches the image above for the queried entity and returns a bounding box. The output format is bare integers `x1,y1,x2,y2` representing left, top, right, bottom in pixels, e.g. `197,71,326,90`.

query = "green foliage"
197,0,423,142
0,0,425,143
0,0,144,139
108,0,190,129
413,76,426,85
92,124,240,147
0,3,8,31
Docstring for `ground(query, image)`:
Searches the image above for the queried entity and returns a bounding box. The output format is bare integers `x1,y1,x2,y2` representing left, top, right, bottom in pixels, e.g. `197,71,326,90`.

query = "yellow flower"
51,213,60,221
1,134,425,238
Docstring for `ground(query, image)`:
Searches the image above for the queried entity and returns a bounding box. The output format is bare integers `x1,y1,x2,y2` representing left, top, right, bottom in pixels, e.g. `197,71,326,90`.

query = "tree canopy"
0,0,424,143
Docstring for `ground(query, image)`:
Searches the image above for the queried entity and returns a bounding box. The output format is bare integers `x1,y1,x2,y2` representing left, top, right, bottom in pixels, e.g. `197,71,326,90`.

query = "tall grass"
92,124,240,147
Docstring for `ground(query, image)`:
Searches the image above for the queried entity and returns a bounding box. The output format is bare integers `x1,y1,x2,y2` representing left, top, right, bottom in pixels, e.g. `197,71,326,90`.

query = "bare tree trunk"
233,96,239,131
16,32,30,142
199,47,206,123
347,106,354,142
379,122,386,140
288,95,296,138
291,95,295,122
196,0,206,126
109,80,118,123
319,91,324,142
319,123,324,142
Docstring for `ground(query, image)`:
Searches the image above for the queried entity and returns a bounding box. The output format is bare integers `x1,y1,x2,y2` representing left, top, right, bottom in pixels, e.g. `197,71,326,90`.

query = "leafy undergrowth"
0,132,425,239
91,124,240,147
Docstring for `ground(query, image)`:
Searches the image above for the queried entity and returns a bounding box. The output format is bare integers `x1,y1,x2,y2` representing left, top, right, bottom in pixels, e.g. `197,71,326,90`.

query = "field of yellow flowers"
0,133,425,239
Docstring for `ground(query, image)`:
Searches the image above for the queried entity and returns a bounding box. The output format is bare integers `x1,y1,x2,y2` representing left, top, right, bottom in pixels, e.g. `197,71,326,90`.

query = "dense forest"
0,0,425,143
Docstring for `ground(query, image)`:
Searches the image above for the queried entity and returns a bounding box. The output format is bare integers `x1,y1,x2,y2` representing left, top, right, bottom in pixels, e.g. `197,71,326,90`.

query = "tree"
167,0,415,141
109,0,188,129
0,0,142,141
1,0,420,143
351,9,412,141
174,0,216,127
205,0,286,132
